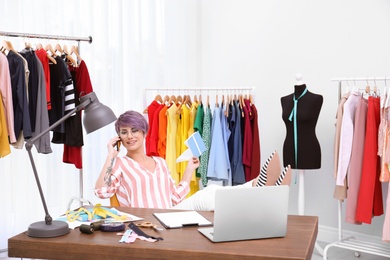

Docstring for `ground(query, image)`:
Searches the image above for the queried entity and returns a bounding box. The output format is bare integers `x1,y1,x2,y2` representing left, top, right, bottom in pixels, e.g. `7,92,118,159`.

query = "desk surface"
8,207,318,260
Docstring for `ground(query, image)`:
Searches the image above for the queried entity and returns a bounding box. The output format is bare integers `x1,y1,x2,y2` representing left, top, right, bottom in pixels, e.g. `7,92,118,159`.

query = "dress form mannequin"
281,74,323,169
281,74,324,255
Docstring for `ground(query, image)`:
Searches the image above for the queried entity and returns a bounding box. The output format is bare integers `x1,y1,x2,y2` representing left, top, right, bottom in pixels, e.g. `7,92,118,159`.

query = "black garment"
7,50,32,139
19,49,39,133
281,84,323,169
50,56,76,144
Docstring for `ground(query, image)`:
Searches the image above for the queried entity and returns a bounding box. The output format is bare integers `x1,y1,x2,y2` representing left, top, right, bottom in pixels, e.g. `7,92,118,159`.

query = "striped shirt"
94,156,190,209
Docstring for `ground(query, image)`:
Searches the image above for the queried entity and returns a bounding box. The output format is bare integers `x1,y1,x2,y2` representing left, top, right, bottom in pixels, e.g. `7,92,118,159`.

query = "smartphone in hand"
115,139,121,151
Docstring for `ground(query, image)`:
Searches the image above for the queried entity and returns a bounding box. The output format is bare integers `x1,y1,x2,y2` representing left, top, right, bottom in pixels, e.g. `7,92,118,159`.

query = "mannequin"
281,75,323,169
280,75,324,256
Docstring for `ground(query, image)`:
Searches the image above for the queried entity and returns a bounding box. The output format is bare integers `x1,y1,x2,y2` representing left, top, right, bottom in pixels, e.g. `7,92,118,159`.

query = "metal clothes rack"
0,31,93,208
144,86,255,108
324,77,390,259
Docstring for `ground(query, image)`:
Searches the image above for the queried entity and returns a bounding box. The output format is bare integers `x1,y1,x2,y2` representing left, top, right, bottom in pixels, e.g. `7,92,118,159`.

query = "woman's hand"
187,156,200,171
107,136,121,157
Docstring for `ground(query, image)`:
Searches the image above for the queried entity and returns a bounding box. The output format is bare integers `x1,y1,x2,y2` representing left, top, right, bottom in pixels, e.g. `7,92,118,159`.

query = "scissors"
135,221,163,231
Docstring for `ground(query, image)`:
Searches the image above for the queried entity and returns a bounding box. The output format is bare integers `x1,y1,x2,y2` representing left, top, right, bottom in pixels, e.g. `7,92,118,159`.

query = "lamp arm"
25,98,91,225
26,98,91,146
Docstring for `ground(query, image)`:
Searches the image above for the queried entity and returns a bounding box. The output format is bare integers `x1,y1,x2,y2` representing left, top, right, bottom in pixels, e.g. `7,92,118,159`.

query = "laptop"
198,185,290,242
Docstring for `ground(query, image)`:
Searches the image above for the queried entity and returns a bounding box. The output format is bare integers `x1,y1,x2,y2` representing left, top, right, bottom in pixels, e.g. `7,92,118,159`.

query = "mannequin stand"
297,170,324,256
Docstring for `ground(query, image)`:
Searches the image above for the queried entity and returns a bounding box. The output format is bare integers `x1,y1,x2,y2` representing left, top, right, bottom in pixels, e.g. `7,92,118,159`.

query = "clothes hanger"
2,39,16,52
176,95,183,105
154,94,163,103
63,44,77,67
45,43,57,57
55,43,64,55
163,95,170,105
70,45,83,64
44,43,58,64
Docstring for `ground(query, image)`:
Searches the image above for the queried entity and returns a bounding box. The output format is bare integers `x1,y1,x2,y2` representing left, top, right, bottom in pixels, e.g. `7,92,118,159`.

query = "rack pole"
0,31,92,44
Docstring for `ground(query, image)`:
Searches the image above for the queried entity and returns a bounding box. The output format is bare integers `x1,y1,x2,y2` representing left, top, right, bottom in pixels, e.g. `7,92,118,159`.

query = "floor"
312,241,390,260
1,241,389,259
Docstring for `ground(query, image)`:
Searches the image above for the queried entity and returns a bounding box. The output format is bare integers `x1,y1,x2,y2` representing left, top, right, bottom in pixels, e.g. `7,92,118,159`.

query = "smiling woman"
94,110,200,209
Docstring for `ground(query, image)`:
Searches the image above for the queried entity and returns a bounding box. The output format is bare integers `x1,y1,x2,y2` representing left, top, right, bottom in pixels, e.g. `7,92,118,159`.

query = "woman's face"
118,126,144,151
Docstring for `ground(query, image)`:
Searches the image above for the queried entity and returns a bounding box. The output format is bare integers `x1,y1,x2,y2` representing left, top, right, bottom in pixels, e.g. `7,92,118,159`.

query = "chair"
110,194,120,207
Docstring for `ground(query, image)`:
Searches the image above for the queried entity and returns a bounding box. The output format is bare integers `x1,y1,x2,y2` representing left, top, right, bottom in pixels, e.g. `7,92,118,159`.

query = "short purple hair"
115,110,148,135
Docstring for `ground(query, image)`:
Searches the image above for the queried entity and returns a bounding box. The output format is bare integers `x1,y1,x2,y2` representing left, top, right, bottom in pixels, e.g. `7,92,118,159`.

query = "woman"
95,110,291,210
94,110,200,209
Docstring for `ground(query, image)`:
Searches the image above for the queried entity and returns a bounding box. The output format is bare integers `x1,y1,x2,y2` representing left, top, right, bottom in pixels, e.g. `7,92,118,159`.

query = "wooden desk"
8,207,318,260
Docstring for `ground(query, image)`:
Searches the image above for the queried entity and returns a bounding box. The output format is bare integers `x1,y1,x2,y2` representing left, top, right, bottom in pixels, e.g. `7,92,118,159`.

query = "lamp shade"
80,92,117,134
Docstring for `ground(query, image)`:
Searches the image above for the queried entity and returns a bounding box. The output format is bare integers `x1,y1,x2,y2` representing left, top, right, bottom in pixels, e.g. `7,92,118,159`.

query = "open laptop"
198,185,289,242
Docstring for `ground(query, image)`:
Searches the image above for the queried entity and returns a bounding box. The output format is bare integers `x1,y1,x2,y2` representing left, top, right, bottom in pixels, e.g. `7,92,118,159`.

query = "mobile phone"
115,139,121,151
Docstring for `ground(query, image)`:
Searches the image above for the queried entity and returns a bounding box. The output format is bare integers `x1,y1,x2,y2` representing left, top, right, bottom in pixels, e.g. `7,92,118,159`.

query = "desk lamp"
25,92,117,237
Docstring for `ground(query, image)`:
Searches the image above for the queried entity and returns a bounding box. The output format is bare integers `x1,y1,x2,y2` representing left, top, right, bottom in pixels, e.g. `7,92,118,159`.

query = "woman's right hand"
107,136,121,156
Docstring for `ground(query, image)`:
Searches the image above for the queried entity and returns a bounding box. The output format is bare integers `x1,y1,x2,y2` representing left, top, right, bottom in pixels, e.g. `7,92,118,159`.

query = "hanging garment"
30,56,52,154
145,99,162,156
19,48,39,133
7,50,31,143
242,100,253,182
0,52,16,143
336,90,361,186
198,106,212,187
63,60,94,169
220,103,232,186
35,48,51,110
48,55,67,134
333,92,350,200
378,92,390,183
0,91,11,157
188,100,199,196
345,96,367,224
166,103,179,183
231,99,245,185
157,104,168,158
207,105,230,182
246,99,261,181
178,103,191,182
193,102,204,179
148,103,164,157
356,96,383,224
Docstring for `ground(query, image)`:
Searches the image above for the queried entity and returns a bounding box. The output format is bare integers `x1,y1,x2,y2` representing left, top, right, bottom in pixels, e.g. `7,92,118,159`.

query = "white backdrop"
1,0,390,252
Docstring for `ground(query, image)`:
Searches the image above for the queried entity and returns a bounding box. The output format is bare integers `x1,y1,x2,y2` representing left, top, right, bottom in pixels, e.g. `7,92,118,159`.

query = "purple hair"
115,110,148,134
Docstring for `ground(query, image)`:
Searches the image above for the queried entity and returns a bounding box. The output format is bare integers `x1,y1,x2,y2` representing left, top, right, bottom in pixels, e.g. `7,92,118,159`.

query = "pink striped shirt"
94,156,190,209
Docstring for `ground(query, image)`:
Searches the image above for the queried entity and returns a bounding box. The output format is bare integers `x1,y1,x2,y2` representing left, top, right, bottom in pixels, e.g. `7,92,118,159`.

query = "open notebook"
198,185,290,242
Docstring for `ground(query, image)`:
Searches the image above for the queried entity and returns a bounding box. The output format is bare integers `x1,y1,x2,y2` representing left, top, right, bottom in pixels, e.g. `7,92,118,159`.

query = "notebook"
198,185,290,242
153,210,212,229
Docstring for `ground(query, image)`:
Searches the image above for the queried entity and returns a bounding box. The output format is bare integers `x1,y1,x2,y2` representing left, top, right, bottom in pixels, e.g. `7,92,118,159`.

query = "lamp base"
27,220,70,238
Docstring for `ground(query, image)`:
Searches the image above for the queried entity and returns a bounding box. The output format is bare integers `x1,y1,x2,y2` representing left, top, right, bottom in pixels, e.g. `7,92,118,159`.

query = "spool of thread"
79,224,94,234
91,220,105,231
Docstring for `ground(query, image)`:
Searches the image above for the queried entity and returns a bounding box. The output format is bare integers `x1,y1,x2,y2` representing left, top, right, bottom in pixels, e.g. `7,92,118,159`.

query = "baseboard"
317,225,383,244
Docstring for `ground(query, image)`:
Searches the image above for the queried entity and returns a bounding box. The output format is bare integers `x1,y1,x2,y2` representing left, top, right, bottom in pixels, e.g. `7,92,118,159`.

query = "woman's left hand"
187,157,200,170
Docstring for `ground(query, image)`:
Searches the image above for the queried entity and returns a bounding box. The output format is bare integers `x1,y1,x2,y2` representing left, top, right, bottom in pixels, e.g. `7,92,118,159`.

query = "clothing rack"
1,30,93,208
144,86,254,106
324,77,390,259
144,86,255,111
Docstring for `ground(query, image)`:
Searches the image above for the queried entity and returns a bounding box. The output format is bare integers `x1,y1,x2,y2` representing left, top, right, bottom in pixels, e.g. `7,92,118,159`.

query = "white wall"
198,0,390,238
